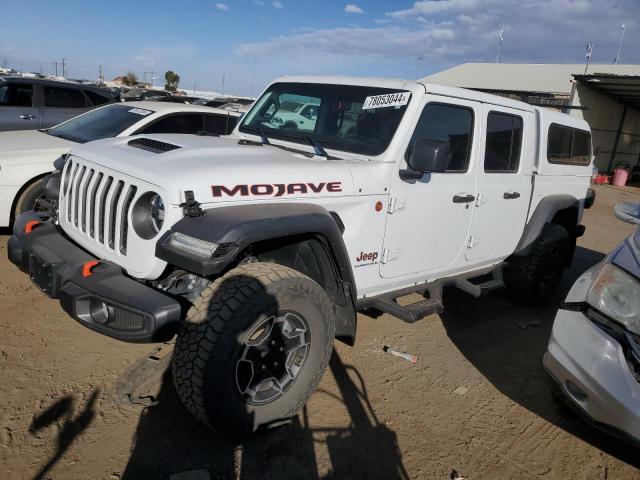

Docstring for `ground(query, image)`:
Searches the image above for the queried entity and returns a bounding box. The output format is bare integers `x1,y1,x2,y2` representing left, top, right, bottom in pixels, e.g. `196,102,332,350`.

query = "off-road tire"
172,262,335,435
505,223,570,304
14,179,44,220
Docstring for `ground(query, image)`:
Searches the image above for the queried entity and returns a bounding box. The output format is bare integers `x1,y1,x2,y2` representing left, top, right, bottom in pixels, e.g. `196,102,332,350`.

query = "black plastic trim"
7,212,182,343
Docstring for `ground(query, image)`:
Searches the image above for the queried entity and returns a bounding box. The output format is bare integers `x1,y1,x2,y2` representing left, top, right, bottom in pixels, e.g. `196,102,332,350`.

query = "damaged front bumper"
543,268,640,446
8,212,182,343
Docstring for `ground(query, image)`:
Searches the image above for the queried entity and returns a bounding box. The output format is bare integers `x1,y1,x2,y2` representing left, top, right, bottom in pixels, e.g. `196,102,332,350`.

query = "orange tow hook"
24,220,41,234
82,260,101,278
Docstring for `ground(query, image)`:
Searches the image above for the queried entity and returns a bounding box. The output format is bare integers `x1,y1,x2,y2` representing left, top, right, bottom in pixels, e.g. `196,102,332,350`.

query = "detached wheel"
505,223,569,304
172,262,335,434
14,179,45,219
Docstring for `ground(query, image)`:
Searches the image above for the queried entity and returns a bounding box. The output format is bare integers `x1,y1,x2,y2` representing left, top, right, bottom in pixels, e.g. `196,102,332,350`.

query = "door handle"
503,191,521,199
453,194,475,203
20,114,37,120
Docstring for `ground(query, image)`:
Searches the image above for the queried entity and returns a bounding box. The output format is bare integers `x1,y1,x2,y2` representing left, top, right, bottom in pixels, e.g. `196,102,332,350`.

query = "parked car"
9,75,594,435
0,101,242,226
121,89,171,102
545,201,640,446
156,96,204,104
268,102,319,130
0,76,117,131
194,97,253,108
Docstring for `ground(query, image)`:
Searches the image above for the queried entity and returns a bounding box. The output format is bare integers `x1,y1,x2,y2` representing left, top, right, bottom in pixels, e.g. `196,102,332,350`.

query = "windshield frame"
239,82,412,157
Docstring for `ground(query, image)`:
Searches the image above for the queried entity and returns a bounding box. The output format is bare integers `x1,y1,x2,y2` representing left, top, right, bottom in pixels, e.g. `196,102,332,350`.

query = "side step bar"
361,264,505,324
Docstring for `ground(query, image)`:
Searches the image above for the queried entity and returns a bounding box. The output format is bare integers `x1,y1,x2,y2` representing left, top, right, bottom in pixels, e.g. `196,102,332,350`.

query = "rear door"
465,105,533,262
380,96,481,279
0,81,41,131
40,85,90,128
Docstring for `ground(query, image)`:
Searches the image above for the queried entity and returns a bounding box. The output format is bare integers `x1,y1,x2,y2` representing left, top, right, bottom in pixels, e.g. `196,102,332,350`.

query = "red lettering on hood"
211,182,342,198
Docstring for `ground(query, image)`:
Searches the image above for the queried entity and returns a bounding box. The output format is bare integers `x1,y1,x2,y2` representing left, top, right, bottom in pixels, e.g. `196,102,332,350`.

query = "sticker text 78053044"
362,92,410,110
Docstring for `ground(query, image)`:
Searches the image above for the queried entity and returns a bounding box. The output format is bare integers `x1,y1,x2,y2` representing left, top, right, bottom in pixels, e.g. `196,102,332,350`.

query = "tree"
121,71,138,86
164,70,180,91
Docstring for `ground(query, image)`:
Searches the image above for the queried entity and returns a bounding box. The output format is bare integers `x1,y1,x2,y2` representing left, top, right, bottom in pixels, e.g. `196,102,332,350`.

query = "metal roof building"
422,63,640,175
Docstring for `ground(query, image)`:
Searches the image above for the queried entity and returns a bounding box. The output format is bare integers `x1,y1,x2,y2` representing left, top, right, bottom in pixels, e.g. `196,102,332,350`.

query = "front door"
380,96,481,279
465,105,533,262
0,81,41,131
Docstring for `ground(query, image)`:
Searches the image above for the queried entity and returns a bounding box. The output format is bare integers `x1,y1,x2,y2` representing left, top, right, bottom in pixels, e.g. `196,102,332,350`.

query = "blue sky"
1,0,638,96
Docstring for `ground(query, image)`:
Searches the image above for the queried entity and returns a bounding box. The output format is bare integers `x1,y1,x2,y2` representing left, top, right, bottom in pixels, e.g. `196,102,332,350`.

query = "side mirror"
408,138,450,173
614,202,640,225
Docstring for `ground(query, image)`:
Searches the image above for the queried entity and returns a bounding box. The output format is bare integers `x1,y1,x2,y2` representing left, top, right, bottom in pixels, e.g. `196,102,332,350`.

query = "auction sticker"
128,108,152,116
362,92,410,110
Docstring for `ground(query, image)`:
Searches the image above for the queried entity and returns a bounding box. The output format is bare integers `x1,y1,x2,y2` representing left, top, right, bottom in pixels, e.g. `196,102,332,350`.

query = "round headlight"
132,191,165,239
150,194,165,233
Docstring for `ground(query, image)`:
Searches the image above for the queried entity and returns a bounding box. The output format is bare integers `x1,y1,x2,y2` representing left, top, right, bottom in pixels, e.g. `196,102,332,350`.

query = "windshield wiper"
306,137,340,160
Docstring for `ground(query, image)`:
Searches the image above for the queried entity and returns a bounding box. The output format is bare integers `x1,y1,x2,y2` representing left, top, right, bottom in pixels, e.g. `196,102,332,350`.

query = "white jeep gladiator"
8,76,595,434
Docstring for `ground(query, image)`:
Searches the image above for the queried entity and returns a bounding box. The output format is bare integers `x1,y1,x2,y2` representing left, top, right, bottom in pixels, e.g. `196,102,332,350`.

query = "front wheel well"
10,173,49,223
245,234,357,345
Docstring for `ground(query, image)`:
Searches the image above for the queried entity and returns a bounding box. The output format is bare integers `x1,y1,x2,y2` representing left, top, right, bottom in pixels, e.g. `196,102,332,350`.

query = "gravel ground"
0,184,639,480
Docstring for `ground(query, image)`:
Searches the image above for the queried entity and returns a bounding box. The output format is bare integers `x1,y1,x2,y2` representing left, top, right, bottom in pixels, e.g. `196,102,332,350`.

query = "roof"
123,100,244,116
0,75,116,94
421,63,640,95
272,75,535,111
573,74,640,110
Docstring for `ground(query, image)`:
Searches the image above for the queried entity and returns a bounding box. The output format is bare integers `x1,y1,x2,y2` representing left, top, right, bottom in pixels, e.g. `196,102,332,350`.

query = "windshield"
239,82,411,156
47,104,154,143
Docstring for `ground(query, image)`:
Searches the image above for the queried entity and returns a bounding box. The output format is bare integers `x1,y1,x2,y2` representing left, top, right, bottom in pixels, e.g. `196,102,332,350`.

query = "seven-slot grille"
61,158,138,255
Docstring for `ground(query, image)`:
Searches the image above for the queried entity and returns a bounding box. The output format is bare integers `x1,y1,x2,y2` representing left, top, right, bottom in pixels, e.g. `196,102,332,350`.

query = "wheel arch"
156,203,357,345
10,172,49,223
514,194,579,257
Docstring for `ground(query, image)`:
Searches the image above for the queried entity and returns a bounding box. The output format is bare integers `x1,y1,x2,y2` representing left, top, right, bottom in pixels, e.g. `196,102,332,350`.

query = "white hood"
0,130,73,166
69,134,369,206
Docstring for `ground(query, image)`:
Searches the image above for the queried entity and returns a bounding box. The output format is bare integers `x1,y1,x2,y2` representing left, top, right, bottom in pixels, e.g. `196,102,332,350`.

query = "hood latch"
181,190,204,217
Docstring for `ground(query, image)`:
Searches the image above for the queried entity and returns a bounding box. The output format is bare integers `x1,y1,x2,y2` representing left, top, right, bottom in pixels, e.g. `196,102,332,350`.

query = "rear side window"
548,124,591,165
44,86,87,108
484,112,523,173
140,113,204,134
0,83,34,107
85,90,111,106
406,103,474,172
204,113,237,135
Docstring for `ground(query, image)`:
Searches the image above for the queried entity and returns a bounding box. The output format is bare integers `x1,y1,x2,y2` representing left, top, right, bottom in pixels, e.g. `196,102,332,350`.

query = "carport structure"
572,73,640,175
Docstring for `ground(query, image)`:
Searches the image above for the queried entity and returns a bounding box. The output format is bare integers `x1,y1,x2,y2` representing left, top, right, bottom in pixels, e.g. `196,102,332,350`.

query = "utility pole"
496,27,504,63
54,62,58,76
612,24,625,65
150,68,155,87
99,65,103,84
61,58,66,78
193,82,196,95
584,43,593,74
416,55,424,79
222,72,226,95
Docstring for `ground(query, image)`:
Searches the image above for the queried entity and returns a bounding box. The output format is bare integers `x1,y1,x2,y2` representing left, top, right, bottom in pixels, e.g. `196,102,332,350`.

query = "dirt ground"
1,184,639,480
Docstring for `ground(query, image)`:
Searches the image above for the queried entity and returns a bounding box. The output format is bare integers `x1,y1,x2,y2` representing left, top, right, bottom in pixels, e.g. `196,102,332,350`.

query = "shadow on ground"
119,350,408,480
440,246,640,469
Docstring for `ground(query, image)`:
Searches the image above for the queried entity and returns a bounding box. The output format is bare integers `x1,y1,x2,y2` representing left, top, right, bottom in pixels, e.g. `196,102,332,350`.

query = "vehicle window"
0,83,34,107
547,124,591,165
484,112,523,173
44,86,87,108
47,104,155,143
139,113,204,134
85,90,110,106
240,82,411,156
204,113,237,135
571,130,591,165
406,103,474,172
